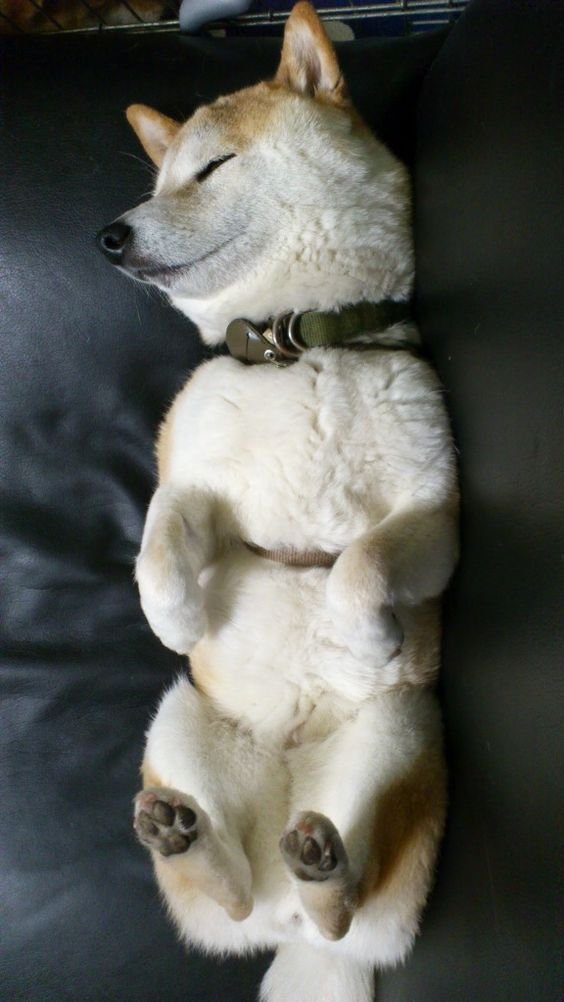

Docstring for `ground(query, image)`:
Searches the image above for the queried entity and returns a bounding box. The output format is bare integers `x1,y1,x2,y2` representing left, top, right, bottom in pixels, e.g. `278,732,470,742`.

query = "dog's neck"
171,187,414,346
172,256,413,346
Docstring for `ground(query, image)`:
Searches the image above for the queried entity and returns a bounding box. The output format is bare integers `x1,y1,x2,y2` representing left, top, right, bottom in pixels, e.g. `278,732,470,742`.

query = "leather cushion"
399,1,563,1000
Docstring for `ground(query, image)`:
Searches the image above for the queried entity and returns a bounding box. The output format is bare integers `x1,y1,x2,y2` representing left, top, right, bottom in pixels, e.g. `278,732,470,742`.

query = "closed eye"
196,153,236,183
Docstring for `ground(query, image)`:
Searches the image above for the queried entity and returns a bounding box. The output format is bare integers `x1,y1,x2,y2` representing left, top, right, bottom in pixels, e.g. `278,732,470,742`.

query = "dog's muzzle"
96,220,132,265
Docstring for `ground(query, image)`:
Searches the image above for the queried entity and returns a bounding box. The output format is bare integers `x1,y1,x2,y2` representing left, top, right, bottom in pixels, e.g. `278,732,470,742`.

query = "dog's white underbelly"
192,548,440,744
193,554,354,742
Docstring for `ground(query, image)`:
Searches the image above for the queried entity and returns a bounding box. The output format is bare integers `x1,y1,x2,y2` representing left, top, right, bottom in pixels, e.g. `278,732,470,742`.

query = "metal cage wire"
0,0,468,37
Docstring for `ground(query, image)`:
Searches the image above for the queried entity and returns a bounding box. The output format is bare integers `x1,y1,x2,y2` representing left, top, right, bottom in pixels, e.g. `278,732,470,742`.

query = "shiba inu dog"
96,4,458,999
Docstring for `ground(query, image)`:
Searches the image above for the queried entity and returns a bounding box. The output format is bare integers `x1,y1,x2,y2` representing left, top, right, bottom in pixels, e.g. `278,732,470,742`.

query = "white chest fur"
163,346,454,552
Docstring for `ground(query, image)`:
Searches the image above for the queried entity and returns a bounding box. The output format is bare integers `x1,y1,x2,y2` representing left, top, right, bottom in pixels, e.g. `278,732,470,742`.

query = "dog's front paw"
140,594,207,655
326,547,403,663
335,606,403,664
136,550,207,654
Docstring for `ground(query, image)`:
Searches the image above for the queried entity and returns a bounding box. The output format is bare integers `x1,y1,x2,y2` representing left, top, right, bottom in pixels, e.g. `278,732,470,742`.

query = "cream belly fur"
96,4,459,1000
145,346,455,736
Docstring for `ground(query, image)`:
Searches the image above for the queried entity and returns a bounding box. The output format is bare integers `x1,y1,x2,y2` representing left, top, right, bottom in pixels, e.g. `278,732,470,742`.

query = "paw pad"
134,788,199,857
280,811,347,882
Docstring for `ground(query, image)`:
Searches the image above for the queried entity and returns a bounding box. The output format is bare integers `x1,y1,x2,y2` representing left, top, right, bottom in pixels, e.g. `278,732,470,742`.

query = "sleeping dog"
97,5,458,999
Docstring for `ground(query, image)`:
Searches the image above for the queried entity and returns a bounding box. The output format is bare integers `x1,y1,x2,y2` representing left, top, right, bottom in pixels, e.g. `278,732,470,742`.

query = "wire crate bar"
0,0,468,37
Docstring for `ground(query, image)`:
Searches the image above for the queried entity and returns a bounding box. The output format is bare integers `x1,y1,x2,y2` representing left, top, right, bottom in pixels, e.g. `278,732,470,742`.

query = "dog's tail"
260,944,373,1002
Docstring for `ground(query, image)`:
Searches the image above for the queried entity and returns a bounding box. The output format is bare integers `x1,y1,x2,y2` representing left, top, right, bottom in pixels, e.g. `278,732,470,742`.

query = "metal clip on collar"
226,312,306,366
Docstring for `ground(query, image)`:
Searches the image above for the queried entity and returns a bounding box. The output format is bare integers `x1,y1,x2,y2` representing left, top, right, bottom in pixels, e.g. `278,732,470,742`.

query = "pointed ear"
125,104,181,168
275,1,348,105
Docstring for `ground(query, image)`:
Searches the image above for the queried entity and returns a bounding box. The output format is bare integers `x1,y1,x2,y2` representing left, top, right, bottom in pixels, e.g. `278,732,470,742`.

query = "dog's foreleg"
135,484,214,654
326,504,458,661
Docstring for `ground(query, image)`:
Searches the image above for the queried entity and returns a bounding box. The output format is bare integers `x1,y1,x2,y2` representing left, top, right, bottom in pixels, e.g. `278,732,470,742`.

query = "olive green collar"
226,299,413,366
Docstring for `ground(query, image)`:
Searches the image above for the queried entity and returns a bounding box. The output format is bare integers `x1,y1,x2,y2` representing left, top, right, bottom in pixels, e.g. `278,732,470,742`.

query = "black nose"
96,220,132,264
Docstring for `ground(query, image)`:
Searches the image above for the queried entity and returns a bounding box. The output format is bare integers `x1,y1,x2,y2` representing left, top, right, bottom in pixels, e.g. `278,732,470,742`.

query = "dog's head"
97,2,411,343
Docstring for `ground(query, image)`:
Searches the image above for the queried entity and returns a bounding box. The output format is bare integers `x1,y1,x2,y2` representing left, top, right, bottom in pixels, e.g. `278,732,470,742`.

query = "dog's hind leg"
280,809,357,940
282,691,445,949
135,675,257,920
134,785,253,921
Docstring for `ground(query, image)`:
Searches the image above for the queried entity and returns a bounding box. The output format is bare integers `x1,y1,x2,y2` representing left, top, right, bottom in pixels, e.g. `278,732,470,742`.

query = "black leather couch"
1,2,562,999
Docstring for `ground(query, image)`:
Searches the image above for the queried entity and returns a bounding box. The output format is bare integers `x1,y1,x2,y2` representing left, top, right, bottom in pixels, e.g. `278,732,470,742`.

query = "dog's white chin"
170,293,233,344
137,266,191,289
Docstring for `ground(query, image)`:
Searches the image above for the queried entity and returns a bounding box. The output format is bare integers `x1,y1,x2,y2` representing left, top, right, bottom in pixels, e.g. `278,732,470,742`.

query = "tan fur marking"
126,104,181,167
189,641,221,704
154,853,195,894
359,749,446,903
196,84,277,146
148,84,280,195
141,762,164,790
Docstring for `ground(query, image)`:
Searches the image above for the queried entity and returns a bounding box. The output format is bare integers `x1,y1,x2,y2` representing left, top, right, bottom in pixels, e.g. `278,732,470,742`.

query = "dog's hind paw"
134,787,200,857
280,811,348,883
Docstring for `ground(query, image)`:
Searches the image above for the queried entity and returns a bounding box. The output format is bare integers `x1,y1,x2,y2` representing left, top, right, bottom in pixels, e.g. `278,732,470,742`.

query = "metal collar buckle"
226,311,306,366
270,312,307,361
